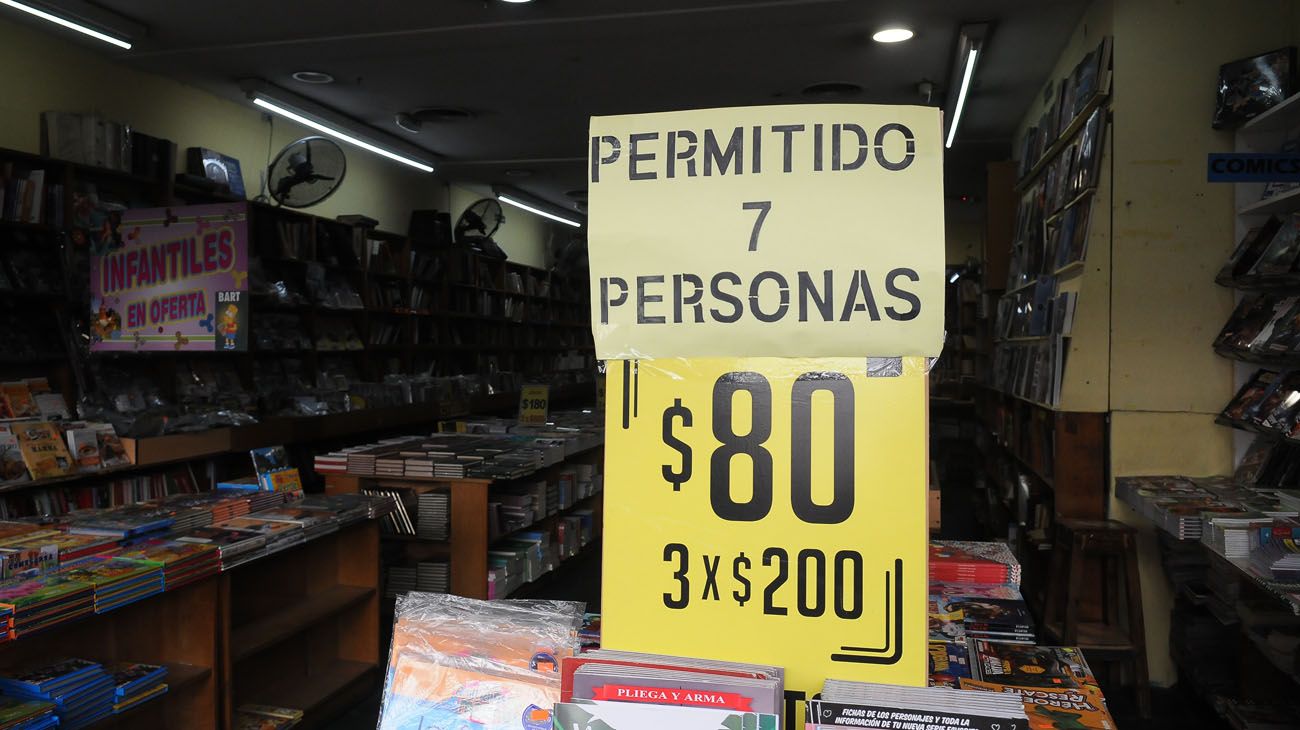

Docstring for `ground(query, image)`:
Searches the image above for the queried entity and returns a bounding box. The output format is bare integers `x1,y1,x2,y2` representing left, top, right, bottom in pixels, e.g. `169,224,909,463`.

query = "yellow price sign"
602,356,929,722
518,384,550,426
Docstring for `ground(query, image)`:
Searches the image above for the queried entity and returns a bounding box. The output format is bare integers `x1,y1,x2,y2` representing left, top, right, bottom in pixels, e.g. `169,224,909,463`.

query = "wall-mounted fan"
454,198,508,259
268,136,346,208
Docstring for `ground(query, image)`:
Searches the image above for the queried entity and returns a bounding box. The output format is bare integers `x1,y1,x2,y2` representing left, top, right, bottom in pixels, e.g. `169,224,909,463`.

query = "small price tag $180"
602,356,929,715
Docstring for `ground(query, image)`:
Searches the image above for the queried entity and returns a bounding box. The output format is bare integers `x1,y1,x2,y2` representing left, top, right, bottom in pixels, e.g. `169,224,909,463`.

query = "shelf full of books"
993,36,1110,411
319,409,604,602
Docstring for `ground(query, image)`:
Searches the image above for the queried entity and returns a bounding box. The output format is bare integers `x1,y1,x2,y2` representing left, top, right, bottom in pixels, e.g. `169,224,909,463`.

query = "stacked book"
552,650,783,729
234,703,303,729
0,696,56,729
2,532,117,563
0,604,12,643
416,493,449,540
812,679,1027,729
65,505,176,540
432,458,469,479
174,527,267,571
930,541,1022,586
375,455,405,477
402,455,434,479
55,556,163,613
250,506,338,542
385,566,416,599
108,662,167,715
112,539,220,591
364,489,414,535
0,573,93,636
1251,536,1300,581
212,517,304,555
960,640,1116,728
1202,514,1271,559
298,494,371,527
0,658,115,730
930,582,1035,644
312,449,353,475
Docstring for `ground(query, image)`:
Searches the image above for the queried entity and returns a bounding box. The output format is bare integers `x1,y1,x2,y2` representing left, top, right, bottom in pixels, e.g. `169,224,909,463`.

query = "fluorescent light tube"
498,194,582,228
253,96,434,173
0,0,131,49
945,48,978,149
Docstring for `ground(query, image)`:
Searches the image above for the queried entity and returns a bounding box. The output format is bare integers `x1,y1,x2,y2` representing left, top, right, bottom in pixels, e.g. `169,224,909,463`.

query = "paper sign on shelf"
601,356,929,722
587,104,944,360
518,384,551,426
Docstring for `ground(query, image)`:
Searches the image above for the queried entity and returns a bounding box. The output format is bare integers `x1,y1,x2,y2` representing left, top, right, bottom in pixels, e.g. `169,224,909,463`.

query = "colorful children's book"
969,640,1098,690
0,696,55,728
65,428,102,473
94,425,131,468
14,423,73,480
0,658,100,695
928,640,973,688
0,426,29,485
109,663,166,698
959,679,1116,729
0,383,37,419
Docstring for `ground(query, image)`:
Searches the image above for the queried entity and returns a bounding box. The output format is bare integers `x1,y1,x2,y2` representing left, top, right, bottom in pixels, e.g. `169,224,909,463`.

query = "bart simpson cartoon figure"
218,304,239,349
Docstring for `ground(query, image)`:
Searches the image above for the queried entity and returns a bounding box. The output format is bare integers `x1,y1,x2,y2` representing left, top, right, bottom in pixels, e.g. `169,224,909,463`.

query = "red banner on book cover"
589,684,753,711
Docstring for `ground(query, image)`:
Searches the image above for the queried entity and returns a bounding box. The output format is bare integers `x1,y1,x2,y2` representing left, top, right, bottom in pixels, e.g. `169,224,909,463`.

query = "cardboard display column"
587,105,944,722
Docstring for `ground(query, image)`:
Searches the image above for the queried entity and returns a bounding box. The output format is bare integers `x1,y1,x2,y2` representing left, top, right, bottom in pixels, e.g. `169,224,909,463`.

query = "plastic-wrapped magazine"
377,593,584,730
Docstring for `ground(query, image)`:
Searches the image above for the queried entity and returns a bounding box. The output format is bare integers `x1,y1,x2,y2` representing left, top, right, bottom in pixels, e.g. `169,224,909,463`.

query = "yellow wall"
1021,0,1300,688
0,14,447,231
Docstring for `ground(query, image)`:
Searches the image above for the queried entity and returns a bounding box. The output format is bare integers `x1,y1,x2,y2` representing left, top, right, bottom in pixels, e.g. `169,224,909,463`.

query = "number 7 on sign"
742,201,771,251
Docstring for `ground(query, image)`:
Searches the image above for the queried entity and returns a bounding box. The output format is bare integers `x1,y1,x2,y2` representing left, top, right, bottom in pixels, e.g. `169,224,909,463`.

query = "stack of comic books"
961,640,1116,729
246,506,338,543
0,573,93,636
54,556,162,613
108,662,167,715
212,516,304,555
65,505,175,540
173,526,267,570
811,679,1027,729
0,658,114,729
931,583,1035,644
930,542,1022,586
157,491,250,527
110,539,220,591
1,531,117,564
0,695,56,729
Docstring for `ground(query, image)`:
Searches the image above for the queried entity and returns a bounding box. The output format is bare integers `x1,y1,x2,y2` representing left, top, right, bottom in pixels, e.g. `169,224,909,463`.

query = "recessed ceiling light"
499,0,533,3
411,107,475,122
873,27,914,43
291,70,334,84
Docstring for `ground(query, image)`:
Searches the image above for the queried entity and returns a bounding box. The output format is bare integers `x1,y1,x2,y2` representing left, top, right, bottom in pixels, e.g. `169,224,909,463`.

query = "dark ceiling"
39,0,1086,210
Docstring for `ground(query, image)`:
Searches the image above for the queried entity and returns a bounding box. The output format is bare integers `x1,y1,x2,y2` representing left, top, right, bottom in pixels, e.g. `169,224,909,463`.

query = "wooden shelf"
231,584,375,662
1045,187,1098,223
241,659,378,728
1053,260,1086,277
507,537,602,599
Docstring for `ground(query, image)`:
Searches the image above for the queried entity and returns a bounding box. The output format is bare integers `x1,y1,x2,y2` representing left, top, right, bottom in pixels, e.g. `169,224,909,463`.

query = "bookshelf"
0,143,596,517
324,442,603,603
0,516,379,730
222,521,380,730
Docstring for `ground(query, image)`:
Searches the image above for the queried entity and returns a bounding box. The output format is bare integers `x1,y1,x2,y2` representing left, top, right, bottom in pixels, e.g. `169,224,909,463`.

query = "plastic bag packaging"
377,593,585,730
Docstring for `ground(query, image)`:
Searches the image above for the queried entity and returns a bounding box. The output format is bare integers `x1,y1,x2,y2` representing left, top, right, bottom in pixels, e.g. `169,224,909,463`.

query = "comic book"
13,423,73,480
959,679,1115,729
